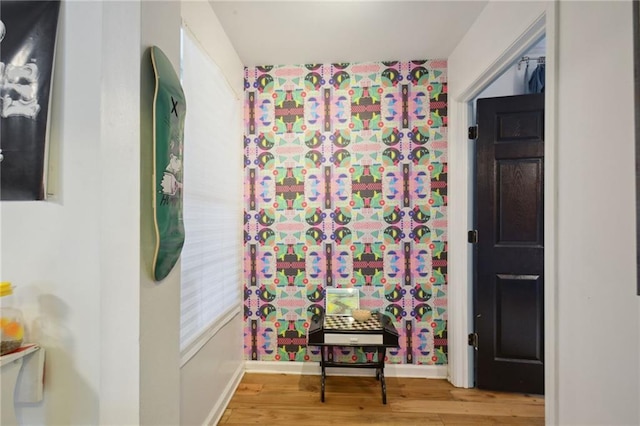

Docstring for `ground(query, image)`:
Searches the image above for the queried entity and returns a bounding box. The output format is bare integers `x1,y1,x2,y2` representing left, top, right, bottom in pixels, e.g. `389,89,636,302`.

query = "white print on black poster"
0,19,41,119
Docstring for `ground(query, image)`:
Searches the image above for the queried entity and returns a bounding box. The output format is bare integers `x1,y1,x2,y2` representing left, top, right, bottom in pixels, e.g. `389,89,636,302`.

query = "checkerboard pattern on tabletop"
324,315,382,331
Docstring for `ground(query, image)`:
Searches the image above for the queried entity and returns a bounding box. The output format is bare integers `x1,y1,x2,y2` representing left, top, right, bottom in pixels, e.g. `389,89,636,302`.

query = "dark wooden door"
474,94,545,394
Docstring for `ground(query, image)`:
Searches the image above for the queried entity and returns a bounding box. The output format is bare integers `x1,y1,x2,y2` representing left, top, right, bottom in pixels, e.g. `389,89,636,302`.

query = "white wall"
3,1,145,424
1,1,245,425
99,0,144,423
449,1,640,425
139,2,182,425
180,312,243,426
556,2,639,424
2,1,104,423
179,2,245,425
137,2,246,425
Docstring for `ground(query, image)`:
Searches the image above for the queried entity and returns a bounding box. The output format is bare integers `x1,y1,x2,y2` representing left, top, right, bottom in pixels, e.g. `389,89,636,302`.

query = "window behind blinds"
179,27,242,353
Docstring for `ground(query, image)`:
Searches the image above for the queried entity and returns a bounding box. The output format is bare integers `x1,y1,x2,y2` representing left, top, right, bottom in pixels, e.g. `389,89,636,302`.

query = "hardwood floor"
219,373,544,425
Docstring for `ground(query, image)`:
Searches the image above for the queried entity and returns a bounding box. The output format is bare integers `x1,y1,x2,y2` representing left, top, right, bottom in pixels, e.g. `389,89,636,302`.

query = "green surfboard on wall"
150,46,186,281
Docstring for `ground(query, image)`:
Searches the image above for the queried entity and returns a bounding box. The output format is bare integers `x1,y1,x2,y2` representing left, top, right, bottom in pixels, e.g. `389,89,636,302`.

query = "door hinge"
468,230,478,244
468,125,478,140
468,332,478,350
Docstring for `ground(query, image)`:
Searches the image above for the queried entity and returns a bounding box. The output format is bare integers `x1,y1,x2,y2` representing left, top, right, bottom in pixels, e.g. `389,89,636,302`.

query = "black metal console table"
307,312,399,404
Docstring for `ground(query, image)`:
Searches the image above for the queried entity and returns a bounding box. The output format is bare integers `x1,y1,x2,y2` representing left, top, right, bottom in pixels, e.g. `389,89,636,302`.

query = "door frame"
447,2,558,423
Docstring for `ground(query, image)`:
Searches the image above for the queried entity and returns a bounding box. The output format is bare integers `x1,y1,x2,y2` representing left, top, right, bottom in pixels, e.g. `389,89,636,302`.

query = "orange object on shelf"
0,282,24,356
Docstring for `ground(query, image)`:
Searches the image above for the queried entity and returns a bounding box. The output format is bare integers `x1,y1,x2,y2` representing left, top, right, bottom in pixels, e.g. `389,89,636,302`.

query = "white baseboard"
244,361,448,379
203,362,245,426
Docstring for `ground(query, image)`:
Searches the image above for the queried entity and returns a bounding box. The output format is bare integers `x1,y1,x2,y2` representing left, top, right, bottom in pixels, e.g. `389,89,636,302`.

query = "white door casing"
447,1,557,424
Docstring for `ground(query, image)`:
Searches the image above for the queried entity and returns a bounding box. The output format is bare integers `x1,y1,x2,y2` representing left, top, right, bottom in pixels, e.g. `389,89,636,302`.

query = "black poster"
0,0,60,200
634,0,640,294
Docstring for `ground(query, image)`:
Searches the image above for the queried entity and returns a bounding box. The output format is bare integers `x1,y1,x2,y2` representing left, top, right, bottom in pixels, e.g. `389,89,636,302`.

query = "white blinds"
179,27,242,351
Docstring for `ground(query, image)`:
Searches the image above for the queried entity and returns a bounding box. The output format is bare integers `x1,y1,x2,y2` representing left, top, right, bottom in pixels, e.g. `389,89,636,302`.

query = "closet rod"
517,55,545,70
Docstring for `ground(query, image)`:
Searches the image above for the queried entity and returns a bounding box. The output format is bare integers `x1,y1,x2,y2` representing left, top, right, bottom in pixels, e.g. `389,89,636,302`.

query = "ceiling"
209,0,489,67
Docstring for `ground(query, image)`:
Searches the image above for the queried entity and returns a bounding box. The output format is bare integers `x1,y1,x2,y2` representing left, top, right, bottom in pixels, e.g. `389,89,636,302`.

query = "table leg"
381,373,387,404
380,347,387,404
320,346,326,402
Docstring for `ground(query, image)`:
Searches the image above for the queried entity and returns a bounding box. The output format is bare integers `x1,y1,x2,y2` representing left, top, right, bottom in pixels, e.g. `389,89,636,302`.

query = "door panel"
475,94,545,394
496,110,544,142
497,159,543,244
496,274,543,360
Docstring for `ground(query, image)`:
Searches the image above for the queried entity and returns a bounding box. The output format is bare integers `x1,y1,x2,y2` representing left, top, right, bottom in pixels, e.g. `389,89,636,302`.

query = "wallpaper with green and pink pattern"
243,60,448,365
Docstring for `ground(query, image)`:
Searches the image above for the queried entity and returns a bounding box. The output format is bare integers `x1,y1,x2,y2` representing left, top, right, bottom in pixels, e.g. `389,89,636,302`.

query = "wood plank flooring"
219,373,544,425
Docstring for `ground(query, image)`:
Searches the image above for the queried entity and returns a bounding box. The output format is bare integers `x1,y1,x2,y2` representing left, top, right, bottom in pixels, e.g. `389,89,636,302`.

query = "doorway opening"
470,38,546,394
447,4,558,422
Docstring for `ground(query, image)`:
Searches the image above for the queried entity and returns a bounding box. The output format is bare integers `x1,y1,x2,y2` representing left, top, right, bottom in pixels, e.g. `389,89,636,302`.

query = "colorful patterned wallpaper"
243,60,448,365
